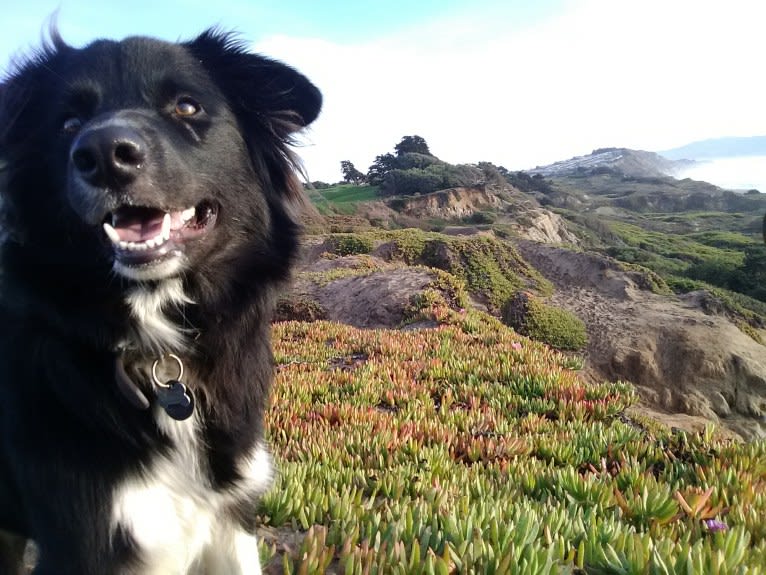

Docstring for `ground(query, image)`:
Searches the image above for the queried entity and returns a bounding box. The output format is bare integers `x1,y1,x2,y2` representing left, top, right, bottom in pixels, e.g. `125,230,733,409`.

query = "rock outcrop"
516,240,766,440
510,208,580,245
394,187,500,219
279,254,441,329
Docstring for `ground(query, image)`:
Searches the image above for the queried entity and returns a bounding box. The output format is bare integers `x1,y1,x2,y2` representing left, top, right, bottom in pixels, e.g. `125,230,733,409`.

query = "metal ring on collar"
151,353,184,388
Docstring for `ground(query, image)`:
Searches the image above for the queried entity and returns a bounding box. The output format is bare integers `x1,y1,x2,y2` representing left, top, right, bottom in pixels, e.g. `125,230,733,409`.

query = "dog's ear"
0,78,14,152
1,29,68,155
0,80,6,158
186,30,322,137
0,81,6,151
0,80,6,181
0,77,21,186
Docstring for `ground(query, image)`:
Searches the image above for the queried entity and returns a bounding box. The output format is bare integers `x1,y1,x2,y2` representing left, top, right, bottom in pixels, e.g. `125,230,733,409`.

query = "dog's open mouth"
102,200,218,267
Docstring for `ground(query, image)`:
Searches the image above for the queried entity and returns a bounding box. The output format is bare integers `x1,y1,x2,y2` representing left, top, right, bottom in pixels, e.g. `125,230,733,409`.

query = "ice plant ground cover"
257,308,766,574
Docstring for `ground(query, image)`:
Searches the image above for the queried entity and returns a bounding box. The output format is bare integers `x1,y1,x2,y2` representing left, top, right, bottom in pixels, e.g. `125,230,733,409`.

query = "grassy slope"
643,212,758,236
320,228,554,312
307,182,766,340
257,308,766,573
308,185,381,215
597,221,766,329
558,202,766,329
605,221,749,276
312,183,766,330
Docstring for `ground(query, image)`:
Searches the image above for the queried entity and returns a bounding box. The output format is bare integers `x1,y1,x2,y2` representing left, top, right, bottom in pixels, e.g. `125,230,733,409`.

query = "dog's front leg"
191,522,262,575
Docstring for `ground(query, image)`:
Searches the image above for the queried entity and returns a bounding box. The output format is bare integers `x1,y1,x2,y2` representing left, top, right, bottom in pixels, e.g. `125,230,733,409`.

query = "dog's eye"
63,117,82,134
174,97,201,117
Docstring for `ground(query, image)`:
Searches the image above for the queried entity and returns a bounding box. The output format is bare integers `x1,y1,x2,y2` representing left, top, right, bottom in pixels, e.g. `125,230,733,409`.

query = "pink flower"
511,342,522,350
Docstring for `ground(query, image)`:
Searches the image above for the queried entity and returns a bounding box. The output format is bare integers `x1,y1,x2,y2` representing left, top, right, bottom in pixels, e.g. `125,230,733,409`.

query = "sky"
1,0,765,184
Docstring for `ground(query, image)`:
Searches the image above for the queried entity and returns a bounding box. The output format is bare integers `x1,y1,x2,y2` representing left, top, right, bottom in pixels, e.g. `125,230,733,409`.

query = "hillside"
282,224,766,438
296,142,766,439
526,150,766,217
551,175,763,226
257,141,766,571
259,313,766,573
527,148,692,179
515,240,765,440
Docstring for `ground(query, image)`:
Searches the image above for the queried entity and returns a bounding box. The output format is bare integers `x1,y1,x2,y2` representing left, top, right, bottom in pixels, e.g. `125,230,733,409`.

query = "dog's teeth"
181,207,195,222
119,241,129,250
103,223,121,245
146,238,157,248
162,213,172,240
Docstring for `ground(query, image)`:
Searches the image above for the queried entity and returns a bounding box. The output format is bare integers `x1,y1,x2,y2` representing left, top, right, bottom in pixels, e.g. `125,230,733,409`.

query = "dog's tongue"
112,208,165,243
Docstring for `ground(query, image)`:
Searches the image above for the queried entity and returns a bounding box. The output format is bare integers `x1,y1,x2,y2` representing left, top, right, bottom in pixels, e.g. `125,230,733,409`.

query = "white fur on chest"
125,278,193,354
111,412,272,574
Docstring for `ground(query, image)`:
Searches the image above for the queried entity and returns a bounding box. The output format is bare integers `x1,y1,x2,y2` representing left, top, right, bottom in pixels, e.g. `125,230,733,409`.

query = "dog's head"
0,29,321,284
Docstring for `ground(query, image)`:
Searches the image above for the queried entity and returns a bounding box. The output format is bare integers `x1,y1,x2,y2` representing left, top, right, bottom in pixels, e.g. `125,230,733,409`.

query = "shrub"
465,211,496,225
617,262,673,295
502,291,588,350
666,275,704,293
418,237,550,312
380,163,483,196
504,171,556,195
331,234,374,256
387,198,407,211
274,297,326,322
382,168,442,196
737,321,764,344
686,259,740,289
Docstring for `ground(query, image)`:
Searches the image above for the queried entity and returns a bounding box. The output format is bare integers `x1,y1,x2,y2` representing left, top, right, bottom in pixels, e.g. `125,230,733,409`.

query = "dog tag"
156,380,195,421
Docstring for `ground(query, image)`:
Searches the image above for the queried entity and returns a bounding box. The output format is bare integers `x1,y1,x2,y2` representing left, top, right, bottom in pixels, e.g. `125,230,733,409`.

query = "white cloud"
255,0,766,182
680,156,766,192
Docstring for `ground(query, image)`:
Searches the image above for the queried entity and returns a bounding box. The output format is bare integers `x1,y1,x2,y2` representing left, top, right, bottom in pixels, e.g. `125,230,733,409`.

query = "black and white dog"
0,28,320,574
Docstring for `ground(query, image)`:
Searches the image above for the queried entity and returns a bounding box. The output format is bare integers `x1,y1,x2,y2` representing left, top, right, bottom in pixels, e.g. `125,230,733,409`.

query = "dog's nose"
71,125,146,187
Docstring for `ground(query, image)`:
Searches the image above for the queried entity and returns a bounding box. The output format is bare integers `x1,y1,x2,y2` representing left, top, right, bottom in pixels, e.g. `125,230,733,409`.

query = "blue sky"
2,0,765,184
0,1,562,50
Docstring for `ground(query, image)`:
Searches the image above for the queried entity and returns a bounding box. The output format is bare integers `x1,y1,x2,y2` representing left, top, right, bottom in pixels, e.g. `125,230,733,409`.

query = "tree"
340,160,365,184
739,245,766,302
394,135,431,157
476,162,507,187
366,153,398,186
